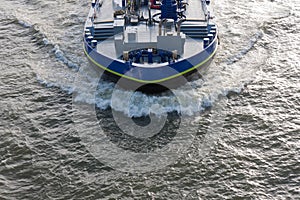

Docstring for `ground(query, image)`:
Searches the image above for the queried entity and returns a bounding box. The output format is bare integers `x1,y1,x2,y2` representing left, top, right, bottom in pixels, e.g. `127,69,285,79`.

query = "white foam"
70,77,242,117
18,20,32,28
52,45,79,70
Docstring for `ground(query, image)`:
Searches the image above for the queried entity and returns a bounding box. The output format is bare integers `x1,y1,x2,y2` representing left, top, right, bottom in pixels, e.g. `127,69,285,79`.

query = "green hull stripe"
83,43,218,84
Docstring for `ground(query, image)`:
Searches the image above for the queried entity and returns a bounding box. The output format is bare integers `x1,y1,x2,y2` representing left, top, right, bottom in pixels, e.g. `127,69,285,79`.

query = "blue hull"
83,36,218,93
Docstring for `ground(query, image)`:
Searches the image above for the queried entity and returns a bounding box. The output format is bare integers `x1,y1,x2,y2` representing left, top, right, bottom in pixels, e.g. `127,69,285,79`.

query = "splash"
71,70,252,118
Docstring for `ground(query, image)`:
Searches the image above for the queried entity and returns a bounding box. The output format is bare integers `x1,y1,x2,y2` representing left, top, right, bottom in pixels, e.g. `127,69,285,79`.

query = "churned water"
0,0,299,199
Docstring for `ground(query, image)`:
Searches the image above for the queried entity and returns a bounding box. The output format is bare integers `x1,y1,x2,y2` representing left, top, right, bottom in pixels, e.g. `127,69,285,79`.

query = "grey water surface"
0,0,299,199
